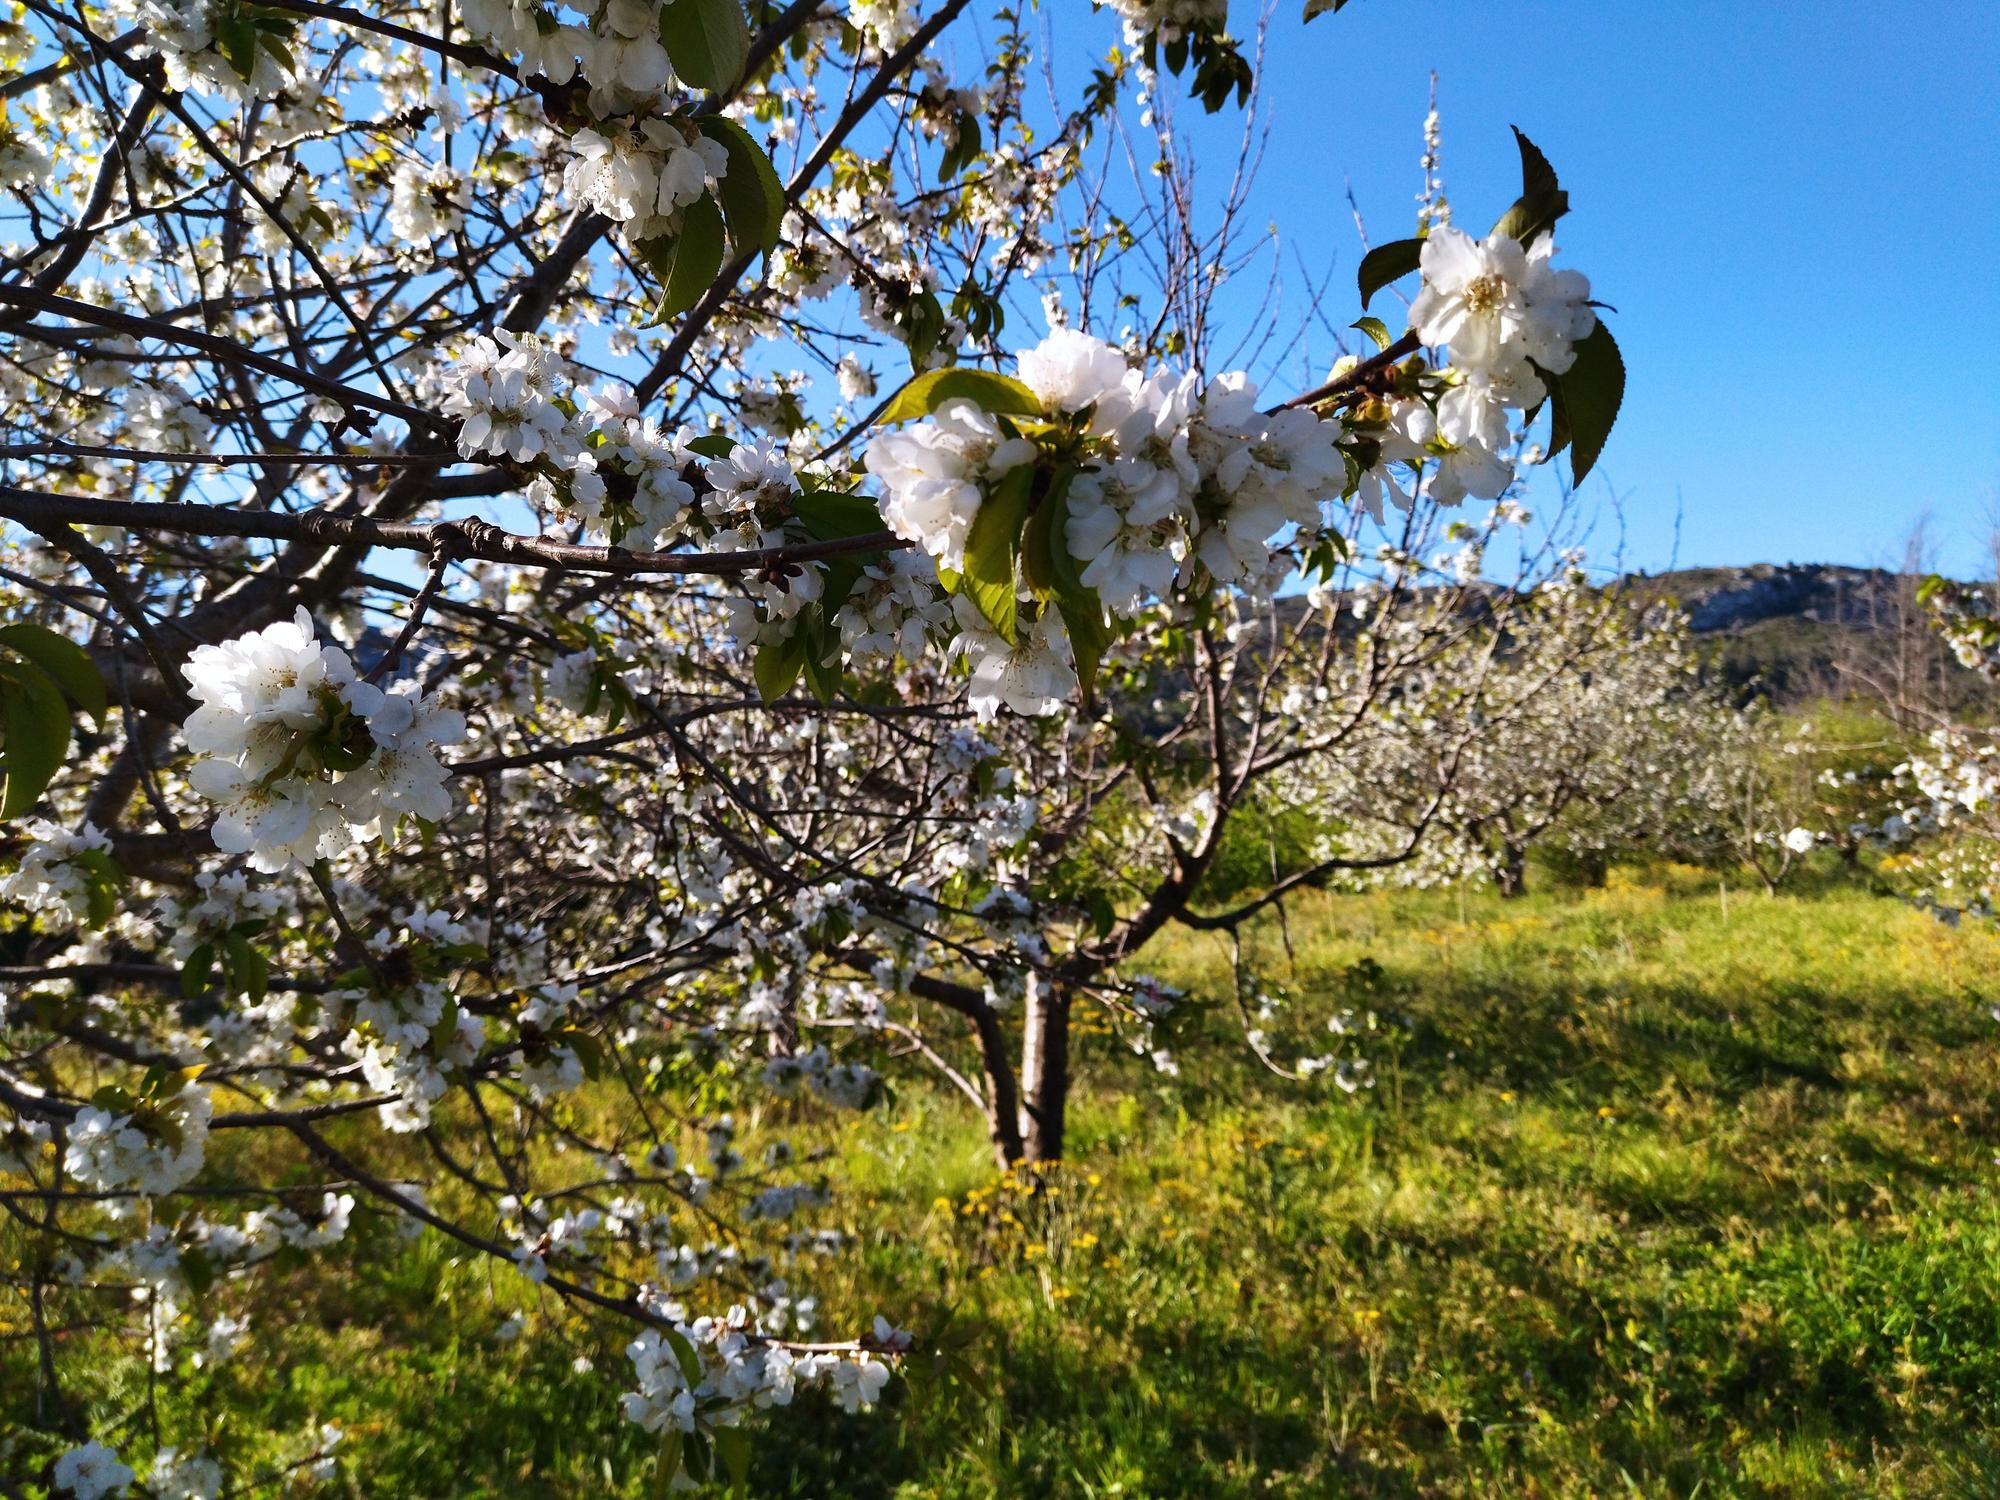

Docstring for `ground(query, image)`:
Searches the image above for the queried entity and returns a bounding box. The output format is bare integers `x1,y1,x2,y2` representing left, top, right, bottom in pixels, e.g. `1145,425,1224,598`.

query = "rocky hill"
1623,562,1977,705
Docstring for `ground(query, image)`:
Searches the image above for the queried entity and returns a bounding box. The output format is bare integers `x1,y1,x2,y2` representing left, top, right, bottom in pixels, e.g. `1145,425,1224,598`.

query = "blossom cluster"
1102,0,1231,47
564,119,730,241
64,1081,212,1196
865,325,1344,718
1392,225,1597,503
0,818,113,928
762,1044,884,1110
436,334,709,548
1922,580,2000,679
620,1303,907,1441
181,608,465,871
463,0,681,114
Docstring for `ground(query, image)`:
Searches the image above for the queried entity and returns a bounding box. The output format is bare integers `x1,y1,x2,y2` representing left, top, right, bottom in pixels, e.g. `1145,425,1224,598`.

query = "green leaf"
818,560,863,618
1513,125,1560,204
698,117,784,258
878,368,1043,426
1088,889,1117,938
182,942,215,1001
640,194,726,327
1357,237,1424,310
657,0,749,93
713,1426,752,1499
938,110,982,180
75,847,124,928
685,433,736,459
802,631,843,703
663,1327,705,1390
962,465,1035,643
0,659,69,820
429,999,463,1058
180,1248,216,1298
1350,316,1392,352
652,1431,682,1498
1490,125,1569,246
567,1028,606,1081
1056,595,1113,712
0,623,105,728
897,291,946,371
1303,0,1351,16
257,28,296,75
753,630,809,704
1041,469,1093,601
1029,468,1113,706
1021,465,1076,597
214,16,259,80
684,1432,712,1484
1546,322,1624,486
794,488,887,541
227,932,269,1004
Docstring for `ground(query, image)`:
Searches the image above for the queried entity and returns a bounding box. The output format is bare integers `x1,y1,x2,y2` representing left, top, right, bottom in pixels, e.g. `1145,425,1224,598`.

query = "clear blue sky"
1043,0,2000,578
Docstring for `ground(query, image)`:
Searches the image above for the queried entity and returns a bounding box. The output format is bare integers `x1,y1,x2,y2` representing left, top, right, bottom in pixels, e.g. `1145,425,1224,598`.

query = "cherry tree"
1859,580,2000,921
1276,571,1730,897
0,0,1624,1487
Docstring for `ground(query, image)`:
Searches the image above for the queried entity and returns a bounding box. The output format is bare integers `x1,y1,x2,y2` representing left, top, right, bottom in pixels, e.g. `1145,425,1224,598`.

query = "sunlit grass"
11,866,2000,1496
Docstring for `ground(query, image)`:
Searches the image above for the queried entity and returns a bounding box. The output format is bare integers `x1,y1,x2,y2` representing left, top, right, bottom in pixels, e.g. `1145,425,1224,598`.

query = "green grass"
12,866,2000,1497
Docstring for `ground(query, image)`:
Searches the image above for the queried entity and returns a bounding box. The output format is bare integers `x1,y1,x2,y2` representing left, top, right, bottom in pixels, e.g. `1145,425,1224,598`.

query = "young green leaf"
1357,237,1424,310
182,942,215,1001
698,117,785,257
0,623,107,727
1489,126,1569,246
657,0,749,93
180,1248,217,1298
0,660,70,819
76,847,124,928
1057,594,1113,713
753,630,809,704
961,465,1035,643
897,291,947,371
1022,466,1080,598
215,16,259,80
794,488,887,541
1548,322,1624,486
641,194,726,327
1029,469,1112,706
877,367,1043,426
802,628,843,703
713,1426,752,1499
1350,316,1392,352
652,1431,682,1498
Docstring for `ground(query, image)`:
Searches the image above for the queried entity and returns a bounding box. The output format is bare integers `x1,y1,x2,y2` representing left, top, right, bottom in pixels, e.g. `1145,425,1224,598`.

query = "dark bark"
1018,975,1072,1162
909,973,1025,1168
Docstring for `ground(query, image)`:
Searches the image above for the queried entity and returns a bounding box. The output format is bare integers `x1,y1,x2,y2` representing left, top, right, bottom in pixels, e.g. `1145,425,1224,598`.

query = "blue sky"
1042,0,2000,578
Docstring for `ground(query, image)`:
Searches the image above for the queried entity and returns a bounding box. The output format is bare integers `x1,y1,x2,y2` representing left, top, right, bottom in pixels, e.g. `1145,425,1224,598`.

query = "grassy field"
19,866,2000,1497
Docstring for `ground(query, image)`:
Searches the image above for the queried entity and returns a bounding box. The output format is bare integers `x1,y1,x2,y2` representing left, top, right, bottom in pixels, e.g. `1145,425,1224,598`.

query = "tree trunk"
1017,972,1072,1163
1495,843,1528,899
1579,850,1608,888
974,1013,1027,1170
912,973,1025,1169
